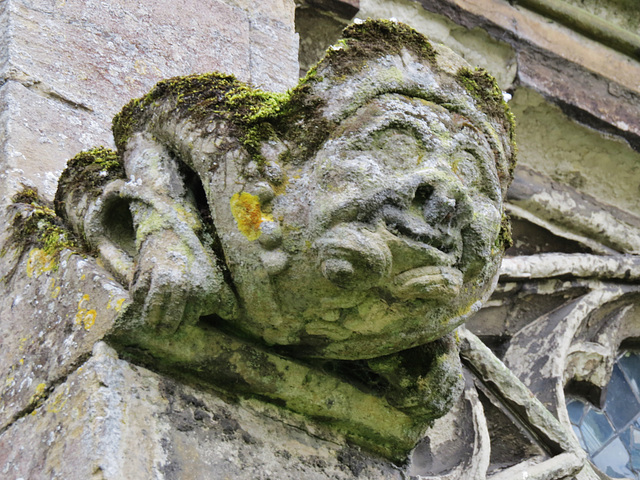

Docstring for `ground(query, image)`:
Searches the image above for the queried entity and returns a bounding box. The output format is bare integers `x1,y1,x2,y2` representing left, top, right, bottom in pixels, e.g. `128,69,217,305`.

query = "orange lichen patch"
230,192,272,241
75,294,97,330
26,248,56,278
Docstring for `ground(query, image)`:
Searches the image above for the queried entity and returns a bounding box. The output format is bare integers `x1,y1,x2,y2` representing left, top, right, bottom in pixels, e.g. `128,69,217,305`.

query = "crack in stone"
1,72,93,112
0,351,91,437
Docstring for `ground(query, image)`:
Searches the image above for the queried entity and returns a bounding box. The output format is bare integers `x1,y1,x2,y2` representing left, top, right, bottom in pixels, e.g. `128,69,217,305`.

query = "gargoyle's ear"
54,147,127,250
54,141,239,329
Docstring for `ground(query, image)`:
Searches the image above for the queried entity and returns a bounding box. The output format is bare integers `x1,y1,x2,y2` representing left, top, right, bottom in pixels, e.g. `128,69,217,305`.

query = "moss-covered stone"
2,187,81,278
497,213,513,250
54,147,125,219
51,18,519,463
456,68,516,141
111,70,332,166
320,19,437,76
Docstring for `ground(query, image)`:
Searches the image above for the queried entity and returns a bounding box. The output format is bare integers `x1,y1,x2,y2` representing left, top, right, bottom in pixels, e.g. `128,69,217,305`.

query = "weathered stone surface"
508,89,640,219
0,82,111,203
563,0,640,32
0,229,130,431
300,0,360,19
408,370,492,479
411,0,640,145
0,0,297,202
296,6,351,75
0,342,404,480
458,328,588,480
6,0,296,113
356,0,518,89
3,0,638,476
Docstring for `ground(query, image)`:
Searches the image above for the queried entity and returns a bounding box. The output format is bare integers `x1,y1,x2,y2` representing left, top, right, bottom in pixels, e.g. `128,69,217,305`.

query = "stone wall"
0,0,298,203
1,0,639,479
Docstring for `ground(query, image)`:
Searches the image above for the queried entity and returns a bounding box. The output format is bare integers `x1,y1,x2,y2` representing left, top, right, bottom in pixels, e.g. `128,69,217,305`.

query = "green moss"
110,20,437,167
112,72,240,152
112,68,333,167
455,67,516,140
54,147,124,219
322,19,437,77
2,187,82,278
496,213,513,250
455,66,517,179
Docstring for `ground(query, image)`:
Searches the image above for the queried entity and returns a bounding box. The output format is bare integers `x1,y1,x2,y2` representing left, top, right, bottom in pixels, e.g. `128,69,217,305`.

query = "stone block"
0,342,403,480
7,0,296,114
413,0,640,144
0,0,297,202
0,82,112,202
249,12,299,90
0,243,129,431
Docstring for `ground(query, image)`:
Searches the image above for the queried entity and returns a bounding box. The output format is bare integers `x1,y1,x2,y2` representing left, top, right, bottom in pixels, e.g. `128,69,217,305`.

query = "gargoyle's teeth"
389,266,463,300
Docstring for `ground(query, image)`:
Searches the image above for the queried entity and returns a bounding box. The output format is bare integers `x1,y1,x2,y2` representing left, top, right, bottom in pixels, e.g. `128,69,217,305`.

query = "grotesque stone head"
55,20,515,457
57,20,515,361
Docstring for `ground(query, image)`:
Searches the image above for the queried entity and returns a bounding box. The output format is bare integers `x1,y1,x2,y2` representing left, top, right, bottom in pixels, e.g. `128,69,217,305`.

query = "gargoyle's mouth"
388,265,463,300
380,205,462,261
376,203,466,300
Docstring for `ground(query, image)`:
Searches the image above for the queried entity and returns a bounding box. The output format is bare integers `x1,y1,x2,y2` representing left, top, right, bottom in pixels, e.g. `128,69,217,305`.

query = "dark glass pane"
567,399,586,425
619,352,640,398
605,365,640,430
582,408,615,454
592,437,635,479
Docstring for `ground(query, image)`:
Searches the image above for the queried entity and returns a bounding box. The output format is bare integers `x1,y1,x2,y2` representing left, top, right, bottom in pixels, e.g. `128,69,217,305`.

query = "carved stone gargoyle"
53,20,516,460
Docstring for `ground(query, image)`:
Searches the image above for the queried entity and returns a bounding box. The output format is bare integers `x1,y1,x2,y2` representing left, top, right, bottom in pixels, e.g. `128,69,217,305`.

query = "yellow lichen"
49,278,61,299
47,385,70,413
18,336,29,352
26,248,56,278
75,294,97,330
29,382,47,404
115,298,126,312
230,192,272,241
82,310,97,330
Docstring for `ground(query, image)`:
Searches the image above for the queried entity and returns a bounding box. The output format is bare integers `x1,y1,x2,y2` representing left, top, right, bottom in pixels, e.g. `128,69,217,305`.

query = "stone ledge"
0,342,404,480
415,0,640,147
298,0,359,20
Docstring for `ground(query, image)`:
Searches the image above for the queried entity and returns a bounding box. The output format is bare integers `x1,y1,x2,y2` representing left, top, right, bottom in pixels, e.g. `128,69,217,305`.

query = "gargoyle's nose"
412,184,458,227
379,176,468,257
